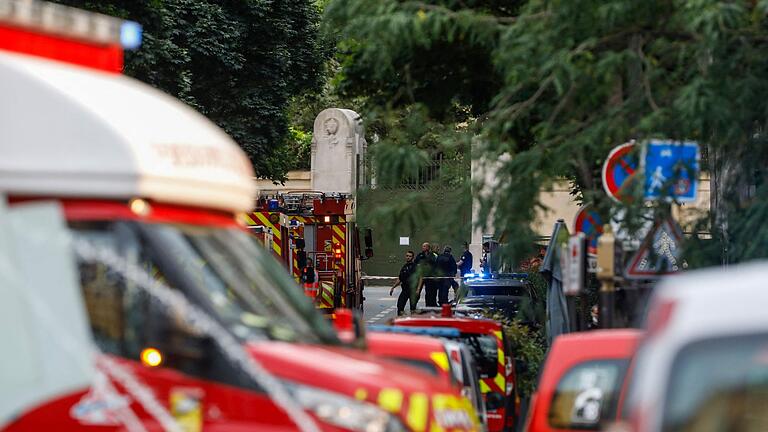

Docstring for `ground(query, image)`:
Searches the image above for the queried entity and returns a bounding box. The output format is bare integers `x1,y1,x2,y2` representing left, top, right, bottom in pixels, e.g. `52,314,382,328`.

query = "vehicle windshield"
549,359,628,429
450,333,498,369
663,333,768,432
72,220,339,346
391,358,439,376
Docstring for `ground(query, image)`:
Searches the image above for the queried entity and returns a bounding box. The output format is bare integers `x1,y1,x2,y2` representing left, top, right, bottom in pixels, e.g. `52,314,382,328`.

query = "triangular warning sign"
625,218,684,280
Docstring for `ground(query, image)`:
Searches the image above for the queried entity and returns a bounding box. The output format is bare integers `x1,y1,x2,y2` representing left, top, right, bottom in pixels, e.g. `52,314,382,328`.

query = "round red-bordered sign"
574,205,604,255
602,142,638,203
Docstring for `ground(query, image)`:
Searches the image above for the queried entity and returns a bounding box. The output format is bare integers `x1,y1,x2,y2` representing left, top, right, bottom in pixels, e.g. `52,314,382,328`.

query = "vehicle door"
461,345,487,428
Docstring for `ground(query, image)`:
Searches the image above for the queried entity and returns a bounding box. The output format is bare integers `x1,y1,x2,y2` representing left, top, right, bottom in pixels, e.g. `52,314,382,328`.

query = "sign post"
596,226,616,329
602,142,639,203
561,233,587,330
563,233,586,296
643,140,699,202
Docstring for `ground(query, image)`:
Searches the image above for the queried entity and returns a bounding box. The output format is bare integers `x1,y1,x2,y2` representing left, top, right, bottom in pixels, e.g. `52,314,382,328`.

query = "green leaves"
55,0,326,181
327,0,768,266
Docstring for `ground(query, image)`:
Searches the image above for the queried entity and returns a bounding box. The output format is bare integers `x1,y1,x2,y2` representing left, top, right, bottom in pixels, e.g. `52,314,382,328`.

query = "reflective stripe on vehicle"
407,392,429,432
377,388,403,413
430,352,450,372
317,281,334,309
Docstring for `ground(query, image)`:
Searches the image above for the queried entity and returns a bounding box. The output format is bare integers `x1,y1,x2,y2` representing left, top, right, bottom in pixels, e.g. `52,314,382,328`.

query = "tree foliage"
325,0,768,266
54,0,326,180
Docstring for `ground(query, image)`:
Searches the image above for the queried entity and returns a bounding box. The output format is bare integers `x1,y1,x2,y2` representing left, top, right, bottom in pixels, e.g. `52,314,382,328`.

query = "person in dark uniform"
415,242,439,307
390,250,417,315
456,241,473,276
436,245,458,305
296,241,307,280
301,258,317,284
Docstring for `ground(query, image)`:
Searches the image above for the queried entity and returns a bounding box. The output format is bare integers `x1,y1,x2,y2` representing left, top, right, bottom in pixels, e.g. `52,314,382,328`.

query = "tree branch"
637,39,660,112
399,1,548,25
547,83,576,125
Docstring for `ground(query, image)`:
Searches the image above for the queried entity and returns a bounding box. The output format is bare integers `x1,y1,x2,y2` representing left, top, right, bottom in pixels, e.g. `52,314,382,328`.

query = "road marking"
366,305,397,324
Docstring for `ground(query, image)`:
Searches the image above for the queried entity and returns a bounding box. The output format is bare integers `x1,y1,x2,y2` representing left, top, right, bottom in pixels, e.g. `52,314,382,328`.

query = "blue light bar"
463,272,489,279
120,21,143,50
368,325,461,338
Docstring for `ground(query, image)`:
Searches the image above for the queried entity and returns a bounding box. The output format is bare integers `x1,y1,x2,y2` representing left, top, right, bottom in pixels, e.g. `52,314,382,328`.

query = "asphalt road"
363,284,400,325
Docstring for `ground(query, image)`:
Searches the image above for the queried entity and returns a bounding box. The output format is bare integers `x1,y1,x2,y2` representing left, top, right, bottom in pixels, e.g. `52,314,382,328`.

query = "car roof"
366,332,446,358
394,316,502,334
0,51,255,213
653,261,768,338
551,329,643,360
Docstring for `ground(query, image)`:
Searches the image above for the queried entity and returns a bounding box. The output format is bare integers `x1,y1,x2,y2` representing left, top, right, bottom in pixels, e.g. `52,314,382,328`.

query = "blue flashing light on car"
120,21,143,50
367,325,461,338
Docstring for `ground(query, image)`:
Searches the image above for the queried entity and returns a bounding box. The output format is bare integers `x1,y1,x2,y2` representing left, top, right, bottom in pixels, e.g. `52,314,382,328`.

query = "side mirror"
333,308,366,348
364,228,374,258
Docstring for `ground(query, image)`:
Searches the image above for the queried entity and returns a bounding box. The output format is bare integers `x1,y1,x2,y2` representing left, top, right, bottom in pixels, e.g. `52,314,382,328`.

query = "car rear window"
548,359,628,429
663,333,768,432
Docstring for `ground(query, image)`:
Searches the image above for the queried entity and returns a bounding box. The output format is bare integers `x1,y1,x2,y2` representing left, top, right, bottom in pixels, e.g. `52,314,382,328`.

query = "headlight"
288,383,406,432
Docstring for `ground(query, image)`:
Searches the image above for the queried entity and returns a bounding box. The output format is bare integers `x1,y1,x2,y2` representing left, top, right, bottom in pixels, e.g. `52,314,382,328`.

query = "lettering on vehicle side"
435,409,475,430
152,143,252,176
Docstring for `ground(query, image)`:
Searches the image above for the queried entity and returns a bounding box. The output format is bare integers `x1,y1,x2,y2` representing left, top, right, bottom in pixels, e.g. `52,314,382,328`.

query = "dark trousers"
438,281,451,305
397,285,417,314
424,282,439,307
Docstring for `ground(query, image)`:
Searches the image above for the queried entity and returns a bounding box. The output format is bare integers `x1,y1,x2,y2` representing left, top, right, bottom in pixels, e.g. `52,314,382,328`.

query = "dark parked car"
457,273,544,328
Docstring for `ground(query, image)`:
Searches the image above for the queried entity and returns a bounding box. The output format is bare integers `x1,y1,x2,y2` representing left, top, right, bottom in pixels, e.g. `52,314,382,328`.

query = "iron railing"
359,157,469,190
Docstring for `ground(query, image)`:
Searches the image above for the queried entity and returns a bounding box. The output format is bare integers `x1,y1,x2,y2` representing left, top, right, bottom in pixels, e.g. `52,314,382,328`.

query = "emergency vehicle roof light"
0,0,142,49
367,325,461,338
120,21,143,50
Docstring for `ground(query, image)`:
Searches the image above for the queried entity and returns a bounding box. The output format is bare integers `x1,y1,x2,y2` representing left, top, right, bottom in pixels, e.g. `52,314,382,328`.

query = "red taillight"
646,299,676,337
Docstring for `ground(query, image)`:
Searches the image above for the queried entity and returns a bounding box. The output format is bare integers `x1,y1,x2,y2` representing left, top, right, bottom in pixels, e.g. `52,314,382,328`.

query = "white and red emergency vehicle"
0,1,479,431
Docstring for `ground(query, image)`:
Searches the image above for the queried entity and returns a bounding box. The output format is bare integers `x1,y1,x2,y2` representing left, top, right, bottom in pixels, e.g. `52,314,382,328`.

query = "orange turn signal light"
140,347,163,367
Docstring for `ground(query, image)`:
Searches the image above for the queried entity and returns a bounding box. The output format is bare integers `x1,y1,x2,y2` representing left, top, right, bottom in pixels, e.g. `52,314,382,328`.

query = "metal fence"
359,157,469,190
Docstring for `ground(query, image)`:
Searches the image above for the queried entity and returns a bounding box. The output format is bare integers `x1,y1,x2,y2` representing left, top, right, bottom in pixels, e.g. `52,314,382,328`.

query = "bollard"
597,226,616,329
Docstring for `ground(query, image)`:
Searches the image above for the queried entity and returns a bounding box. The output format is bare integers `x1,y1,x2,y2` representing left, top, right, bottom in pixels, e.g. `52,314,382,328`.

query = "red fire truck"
394,308,519,432
0,2,478,430
248,191,370,313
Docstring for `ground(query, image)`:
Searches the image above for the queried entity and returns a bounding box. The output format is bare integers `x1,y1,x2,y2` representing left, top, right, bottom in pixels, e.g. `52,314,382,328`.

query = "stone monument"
311,108,366,195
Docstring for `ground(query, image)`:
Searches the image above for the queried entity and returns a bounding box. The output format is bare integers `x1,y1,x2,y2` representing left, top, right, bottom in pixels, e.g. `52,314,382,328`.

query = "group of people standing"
390,241,473,316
